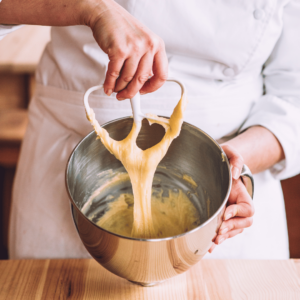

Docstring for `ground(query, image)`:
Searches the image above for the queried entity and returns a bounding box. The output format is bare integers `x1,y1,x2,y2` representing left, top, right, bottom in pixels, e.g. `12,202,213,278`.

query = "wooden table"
0,259,299,299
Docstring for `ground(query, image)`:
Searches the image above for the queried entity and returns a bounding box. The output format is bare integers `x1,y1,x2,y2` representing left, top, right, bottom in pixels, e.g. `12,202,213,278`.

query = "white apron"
9,83,289,260
9,0,300,259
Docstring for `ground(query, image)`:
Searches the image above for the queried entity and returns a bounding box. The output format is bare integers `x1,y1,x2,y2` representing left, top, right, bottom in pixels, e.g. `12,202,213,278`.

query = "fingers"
226,179,255,216
116,38,168,100
207,173,255,254
214,229,244,245
221,144,244,180
218,217,253,235
114,58,139,93
140,48,168,95
104,34,167,100
209,223,247,252
207,145,254,254
116,52,153,100
92,3,168,97
208,217,252,252
104,57,125,96
208,243,216,253
224,202,255,221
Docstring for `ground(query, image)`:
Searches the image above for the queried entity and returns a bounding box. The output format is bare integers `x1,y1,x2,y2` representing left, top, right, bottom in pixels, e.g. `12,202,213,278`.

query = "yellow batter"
97,189,200,238
87,92,196,238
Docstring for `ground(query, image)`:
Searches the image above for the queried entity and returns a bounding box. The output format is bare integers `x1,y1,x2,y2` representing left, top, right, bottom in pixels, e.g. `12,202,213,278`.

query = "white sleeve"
0,24,23,40
240,0,300,180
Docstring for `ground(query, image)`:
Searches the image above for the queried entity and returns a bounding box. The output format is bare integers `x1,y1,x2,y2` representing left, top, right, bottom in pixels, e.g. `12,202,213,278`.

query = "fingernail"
209,244,216,253
106,89,113,96
220,227,228,234
218,238,225,245
225,213,232,220
140,91,146,95
232,167,240,180
117,97,125,101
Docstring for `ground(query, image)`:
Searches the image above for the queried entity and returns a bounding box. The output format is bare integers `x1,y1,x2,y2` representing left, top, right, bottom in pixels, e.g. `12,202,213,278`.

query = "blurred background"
0,25,299,260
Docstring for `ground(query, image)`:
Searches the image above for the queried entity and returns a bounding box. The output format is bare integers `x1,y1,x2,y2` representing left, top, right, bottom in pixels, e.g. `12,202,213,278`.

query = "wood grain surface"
0,109,28,143
0,259,299,299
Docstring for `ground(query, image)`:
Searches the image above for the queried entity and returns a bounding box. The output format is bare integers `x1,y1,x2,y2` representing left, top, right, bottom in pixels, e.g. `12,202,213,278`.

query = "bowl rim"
65,116,232,242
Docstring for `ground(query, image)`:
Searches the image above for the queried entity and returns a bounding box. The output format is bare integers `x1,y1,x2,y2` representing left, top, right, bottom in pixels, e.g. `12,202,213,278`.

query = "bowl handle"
240,164,254,199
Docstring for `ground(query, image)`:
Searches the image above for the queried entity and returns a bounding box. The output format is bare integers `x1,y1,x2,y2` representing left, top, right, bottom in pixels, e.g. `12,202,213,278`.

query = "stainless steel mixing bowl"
66,117,253,286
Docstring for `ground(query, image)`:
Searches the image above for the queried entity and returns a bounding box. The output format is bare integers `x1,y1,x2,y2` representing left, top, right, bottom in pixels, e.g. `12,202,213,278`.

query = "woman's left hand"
208,144,255,253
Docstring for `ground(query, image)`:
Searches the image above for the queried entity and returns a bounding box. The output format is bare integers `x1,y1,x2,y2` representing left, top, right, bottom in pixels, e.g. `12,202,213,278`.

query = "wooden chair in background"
0,108,28,258
282,176,300,258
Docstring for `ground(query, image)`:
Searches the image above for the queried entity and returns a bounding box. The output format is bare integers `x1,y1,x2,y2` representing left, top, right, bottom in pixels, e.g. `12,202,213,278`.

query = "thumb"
221,144,244,180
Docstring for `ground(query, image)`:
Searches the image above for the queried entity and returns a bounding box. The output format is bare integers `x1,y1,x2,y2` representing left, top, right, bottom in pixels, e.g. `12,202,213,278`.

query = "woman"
1,0,298,259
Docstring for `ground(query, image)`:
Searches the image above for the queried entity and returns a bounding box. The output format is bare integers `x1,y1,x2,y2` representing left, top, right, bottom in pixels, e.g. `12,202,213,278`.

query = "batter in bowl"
86,92,199,238
97,188,200,238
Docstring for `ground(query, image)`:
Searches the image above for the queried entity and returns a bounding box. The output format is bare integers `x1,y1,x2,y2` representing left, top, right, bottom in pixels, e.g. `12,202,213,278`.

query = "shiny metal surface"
66,117,253,286
241,164,254,198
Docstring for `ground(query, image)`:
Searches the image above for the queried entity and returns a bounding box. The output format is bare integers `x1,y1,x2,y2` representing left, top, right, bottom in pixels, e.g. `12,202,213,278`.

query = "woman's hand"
208,144,255,253
87,0,168,99
0,0,168,100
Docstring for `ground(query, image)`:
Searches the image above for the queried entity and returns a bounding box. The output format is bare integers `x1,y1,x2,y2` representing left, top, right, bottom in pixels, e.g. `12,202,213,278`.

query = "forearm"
224,126,285,174
0,0,110,27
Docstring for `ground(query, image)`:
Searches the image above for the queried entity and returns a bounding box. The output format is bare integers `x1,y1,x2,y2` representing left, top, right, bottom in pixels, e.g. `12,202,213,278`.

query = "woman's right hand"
85,0,168,99
0,0,167,99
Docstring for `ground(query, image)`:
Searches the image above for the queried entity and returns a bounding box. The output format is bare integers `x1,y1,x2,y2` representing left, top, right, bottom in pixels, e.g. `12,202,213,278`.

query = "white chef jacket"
3,0,300,259
0,24,23,40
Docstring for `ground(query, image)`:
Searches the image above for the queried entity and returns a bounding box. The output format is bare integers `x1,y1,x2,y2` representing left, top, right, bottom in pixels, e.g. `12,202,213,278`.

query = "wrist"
79,0,114,28
223,125,285,174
